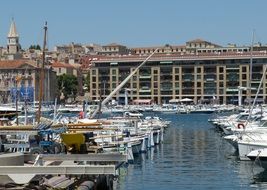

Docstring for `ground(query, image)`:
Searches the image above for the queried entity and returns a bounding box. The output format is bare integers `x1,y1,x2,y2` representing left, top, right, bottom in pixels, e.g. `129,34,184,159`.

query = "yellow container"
60,133,85,152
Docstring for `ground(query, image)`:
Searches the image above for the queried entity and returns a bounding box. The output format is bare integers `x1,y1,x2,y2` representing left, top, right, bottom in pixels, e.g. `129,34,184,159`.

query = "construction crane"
90,48,159,118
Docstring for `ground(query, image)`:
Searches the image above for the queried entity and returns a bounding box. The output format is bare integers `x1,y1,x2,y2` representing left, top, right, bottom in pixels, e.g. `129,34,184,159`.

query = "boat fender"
237,123,245,129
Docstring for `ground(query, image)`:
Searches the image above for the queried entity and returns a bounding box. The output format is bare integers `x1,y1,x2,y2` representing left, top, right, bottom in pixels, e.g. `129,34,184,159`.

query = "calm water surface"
116,113,267,190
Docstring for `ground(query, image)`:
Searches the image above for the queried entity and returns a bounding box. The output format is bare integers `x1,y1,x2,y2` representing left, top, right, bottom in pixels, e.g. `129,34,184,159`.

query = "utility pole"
36,22,47,123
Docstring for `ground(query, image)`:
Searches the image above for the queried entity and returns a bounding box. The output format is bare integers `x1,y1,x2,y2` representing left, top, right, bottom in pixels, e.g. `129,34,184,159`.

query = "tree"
84,74,90,91
57,74,78,101
29,44,41,50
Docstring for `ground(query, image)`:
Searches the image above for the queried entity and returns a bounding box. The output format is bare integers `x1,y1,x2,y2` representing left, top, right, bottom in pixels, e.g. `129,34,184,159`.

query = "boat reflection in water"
116,113,267,190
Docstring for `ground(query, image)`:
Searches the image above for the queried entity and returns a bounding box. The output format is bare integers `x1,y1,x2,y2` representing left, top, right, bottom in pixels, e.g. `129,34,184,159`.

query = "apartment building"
0,60,57,103
88,48,267,105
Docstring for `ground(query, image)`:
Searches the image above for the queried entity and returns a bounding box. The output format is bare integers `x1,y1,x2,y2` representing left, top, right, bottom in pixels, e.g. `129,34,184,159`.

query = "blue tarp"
10,87,34,102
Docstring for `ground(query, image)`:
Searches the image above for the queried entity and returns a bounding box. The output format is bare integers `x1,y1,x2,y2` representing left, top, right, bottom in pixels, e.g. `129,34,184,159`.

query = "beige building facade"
0,60,57,104
88,51,267,105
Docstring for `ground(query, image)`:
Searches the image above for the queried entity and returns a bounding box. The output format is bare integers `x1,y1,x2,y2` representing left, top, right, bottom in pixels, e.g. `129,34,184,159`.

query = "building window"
219,67,224,73
112,76,116,81
154,70,158,74
175,68,179,73
92,76,96,82
175,75,179,81
112,69,116,75
242,67,247,72
92,70,96,75
28,79,32,87
197,82,201,87
21,80,25,87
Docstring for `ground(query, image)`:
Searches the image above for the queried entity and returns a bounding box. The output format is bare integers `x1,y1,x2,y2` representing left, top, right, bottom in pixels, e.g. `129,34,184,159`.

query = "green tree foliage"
57,74,78,100
84,74,90,91
29,44,41,50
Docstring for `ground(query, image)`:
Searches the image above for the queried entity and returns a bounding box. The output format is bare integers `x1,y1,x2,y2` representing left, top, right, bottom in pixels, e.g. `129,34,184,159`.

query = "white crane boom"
90,48,159,118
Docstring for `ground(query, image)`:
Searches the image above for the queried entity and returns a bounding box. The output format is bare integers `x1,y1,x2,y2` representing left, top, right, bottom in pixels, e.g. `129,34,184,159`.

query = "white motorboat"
247,148,267,169
238,138,267,161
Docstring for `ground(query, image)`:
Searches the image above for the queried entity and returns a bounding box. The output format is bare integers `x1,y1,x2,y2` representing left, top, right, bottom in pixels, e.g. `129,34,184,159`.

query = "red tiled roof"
103,43,125,47
186,39,221,47
51,62,75,69
0,59,37,69
187,38,206,43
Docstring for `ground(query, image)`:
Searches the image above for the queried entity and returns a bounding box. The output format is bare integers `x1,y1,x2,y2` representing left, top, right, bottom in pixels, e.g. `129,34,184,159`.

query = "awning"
180,98,193,102
169,99,180,103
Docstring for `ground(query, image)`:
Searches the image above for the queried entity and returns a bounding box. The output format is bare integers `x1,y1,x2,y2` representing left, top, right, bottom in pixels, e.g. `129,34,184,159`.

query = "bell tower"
7,18,21,55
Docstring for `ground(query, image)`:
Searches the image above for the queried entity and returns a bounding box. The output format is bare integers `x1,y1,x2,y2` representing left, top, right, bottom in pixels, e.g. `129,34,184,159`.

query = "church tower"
7,19,21,55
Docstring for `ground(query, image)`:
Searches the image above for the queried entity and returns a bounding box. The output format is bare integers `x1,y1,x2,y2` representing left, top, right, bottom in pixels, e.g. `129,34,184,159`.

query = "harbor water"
116,113,267,190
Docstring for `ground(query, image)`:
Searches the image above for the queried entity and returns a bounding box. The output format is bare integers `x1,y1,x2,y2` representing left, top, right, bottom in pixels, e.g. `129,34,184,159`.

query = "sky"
0,0,266,50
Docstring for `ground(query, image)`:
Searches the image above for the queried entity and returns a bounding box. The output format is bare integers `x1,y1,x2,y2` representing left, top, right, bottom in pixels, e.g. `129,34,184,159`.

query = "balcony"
182,89,194,95
182,74,194,81
204,83,216,88
160,75,172,80
160,87,172,91
204,90,216,95
139,74,151,79
204,74,216,81
139,87,151,93
226,88,239,92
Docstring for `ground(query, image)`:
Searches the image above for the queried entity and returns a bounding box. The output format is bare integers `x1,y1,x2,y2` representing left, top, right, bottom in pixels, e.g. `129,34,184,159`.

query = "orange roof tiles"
0,59,37,69
51,62,75,69
103,43,125,47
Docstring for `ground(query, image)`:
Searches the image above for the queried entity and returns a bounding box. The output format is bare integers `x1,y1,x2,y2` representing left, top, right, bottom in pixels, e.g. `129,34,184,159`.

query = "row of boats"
101,104,238,115
0,103,239,118
209,107,267,169
0,108,171,188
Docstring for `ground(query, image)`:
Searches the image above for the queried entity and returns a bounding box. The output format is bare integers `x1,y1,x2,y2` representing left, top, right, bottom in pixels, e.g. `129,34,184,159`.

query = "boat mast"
36,22,47,123
248,30,254,112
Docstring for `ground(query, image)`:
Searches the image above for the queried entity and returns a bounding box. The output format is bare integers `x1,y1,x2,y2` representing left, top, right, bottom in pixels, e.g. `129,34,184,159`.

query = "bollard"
150,131,154,147
127,142,134,163
140,137,147,153
155,130,160,144
160,127,164,143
